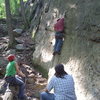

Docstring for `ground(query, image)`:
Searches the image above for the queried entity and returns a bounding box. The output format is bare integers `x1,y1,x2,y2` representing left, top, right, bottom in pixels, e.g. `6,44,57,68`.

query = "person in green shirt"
5,54,27,100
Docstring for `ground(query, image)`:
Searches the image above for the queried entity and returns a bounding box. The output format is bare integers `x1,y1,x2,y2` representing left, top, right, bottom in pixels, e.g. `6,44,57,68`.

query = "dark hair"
57,18,60,22
55,64,68,78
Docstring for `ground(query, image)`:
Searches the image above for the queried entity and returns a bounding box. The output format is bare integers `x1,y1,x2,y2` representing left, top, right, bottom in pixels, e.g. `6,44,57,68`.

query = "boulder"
15,44,26,51
13,29,23,37
31,0,100,100
3,88,13,100
0,80,7,94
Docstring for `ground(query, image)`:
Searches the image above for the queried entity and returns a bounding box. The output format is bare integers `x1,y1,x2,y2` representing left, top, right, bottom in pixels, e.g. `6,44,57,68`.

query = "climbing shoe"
53,51,57,56
57,52,61,55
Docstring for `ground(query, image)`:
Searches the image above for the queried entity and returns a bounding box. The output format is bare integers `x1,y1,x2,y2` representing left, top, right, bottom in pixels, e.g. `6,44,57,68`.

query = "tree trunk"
5,0,15,48
20,0,29,29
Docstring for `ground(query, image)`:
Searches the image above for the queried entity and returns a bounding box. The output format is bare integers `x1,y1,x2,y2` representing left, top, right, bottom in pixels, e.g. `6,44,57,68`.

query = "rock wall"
29,0,100,100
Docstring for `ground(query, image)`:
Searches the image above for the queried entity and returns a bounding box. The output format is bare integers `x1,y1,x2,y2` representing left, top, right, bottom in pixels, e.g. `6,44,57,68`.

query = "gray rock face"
3,90,13,100
28,0,100,100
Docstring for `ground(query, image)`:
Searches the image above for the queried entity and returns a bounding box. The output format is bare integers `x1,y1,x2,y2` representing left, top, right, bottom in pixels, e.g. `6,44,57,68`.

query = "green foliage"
0,0,28,18
10,0,20,15
0,0,6,18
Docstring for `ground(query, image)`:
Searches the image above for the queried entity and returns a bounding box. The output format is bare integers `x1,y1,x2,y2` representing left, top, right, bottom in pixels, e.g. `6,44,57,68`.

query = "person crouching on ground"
40,64,77,100
4,54,26,100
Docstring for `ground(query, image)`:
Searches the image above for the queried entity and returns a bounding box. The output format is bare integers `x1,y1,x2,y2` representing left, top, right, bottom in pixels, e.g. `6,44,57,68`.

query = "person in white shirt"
40,64,77,100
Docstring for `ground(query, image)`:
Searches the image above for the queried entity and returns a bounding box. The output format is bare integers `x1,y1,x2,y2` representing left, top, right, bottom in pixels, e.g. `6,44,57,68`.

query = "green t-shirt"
5,61,16,76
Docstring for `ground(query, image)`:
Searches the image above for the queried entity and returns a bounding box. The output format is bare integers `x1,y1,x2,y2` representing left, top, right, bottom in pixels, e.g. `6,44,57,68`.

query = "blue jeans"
40,92,55,100
5,76,25,99
54,39,63,53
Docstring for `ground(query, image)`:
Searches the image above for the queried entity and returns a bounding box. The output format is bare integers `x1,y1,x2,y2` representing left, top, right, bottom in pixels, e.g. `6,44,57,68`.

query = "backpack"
54,18,64,32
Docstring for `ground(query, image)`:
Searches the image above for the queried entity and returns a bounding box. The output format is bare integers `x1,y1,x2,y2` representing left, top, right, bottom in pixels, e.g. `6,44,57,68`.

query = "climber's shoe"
53,51,57,56
57,52,61,55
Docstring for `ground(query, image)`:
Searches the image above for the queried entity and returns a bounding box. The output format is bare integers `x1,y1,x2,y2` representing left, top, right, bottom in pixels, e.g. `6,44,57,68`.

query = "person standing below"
53,18,64,55
40,64,77,100
4,54,27,100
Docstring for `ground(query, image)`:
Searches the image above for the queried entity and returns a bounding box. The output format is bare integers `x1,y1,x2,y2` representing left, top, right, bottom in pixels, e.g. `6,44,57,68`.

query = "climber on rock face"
4,54,29,100
53,18,64,56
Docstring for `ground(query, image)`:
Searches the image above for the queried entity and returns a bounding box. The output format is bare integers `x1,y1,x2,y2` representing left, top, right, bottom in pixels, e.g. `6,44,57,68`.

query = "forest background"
0,0,27,18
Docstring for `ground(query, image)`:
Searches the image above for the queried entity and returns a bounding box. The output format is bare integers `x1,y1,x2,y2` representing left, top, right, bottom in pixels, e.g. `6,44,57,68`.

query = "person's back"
5,61,16,77
51,75,76,100
40,64,77,100
54,18,64,32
